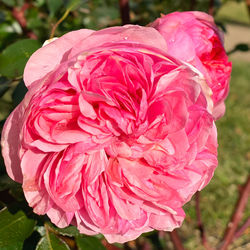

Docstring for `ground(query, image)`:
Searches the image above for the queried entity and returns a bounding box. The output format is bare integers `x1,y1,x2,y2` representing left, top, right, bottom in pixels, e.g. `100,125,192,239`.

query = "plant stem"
50,8,71,39
11,2,37,39
119,0,130,25
208,0,214,16
169,230,185,250
245,0,250,19
195,192,213,250
234,217,250,240
219,176,250,250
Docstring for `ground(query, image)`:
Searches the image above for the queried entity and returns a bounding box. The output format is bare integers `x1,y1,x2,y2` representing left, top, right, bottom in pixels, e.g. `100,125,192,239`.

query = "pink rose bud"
150,11,232,119
1,25,217,243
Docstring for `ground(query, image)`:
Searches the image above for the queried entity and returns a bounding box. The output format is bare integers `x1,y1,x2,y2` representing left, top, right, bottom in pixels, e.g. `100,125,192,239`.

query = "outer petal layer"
1,104,24,182
24,29,94,88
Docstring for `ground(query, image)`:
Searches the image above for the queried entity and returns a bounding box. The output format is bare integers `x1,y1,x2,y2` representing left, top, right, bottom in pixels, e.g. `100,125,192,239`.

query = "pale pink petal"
149,209,185,231
24,29,94,88
1,104,24,182
69,25,167,59
47,206,74,228
24,189,53,215
104,229,151,244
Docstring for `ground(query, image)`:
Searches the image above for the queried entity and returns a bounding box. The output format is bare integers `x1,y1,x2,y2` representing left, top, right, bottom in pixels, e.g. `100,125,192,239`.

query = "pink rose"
150,11,232,119
1,25,217,243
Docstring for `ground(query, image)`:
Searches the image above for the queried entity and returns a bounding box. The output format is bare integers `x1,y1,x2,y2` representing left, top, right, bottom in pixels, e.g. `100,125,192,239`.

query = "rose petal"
69,25,167,59
1,104,24,182
24,29,94,88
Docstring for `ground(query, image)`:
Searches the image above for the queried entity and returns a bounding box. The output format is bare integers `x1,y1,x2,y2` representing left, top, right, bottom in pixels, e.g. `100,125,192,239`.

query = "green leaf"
50,224,80,237
0,207,36,248
76,235,106,250
65,0,82,11
0,241,23,250
0,39,41,78
35,226,46,237
36,229,70,250
1,0,16,7
47,0,63,17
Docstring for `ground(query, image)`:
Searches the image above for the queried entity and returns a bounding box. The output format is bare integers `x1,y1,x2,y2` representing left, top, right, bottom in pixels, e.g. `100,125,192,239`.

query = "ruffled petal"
24,29,94,88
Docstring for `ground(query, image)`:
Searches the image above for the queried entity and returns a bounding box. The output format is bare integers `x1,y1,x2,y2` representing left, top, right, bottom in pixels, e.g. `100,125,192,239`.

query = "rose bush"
2,22,219,243
150,11,232,119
